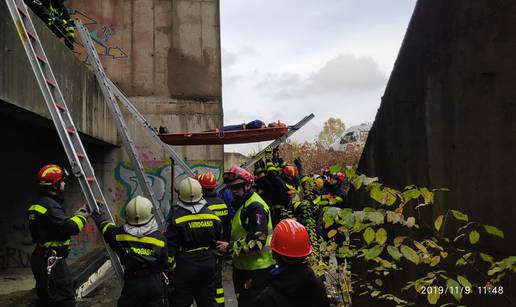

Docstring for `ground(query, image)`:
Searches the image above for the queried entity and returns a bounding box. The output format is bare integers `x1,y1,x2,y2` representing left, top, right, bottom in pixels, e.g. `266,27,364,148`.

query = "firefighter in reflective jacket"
166,177,222,307
48,0,75,49
216,166,276,307
195,171,230,306
28,164,89,306
92,196,169,306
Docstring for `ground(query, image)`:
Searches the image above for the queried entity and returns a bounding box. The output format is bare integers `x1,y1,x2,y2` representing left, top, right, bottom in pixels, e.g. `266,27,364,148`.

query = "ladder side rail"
6,0,124,283
107,79,196,179
76,21,166,230
216,113,315,193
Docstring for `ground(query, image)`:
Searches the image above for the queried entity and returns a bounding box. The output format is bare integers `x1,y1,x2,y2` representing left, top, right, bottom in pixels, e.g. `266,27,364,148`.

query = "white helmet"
125,196,153,226
178,177,203,204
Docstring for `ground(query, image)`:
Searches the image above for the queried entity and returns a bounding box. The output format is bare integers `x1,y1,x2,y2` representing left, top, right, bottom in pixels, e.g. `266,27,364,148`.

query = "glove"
91,208,109,225
74,207,90,219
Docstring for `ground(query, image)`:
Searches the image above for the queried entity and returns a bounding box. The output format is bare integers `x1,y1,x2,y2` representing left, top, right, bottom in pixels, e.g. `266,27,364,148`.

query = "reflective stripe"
175,213,220,224
70,216,85,230
38,239,70,248
184,246,209,252
102,222,115,234
115,234,165,247
215,297,224,303
28,204,47,214
41,166,61,178
216,288,224,294
300,176,310,183
208,204,227,211
168,256,175,264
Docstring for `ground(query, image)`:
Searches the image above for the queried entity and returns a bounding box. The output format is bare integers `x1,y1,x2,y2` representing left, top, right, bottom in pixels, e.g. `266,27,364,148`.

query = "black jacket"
204,190,231,242
254,263,330,307
166,200,222,262
27,194,86,255
99,219,168,274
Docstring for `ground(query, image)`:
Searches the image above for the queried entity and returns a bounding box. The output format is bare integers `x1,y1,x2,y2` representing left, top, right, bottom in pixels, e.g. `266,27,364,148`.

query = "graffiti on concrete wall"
109,160,222,220
70,9,129,61
0,219,32,269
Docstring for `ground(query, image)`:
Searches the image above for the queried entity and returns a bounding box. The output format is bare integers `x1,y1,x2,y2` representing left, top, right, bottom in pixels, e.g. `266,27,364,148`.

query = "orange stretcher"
158,126,289,145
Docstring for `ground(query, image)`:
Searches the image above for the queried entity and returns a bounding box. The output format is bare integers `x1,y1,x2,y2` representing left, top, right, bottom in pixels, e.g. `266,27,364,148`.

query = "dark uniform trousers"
232,267,271,307
119,272,167,307
205,192,230,306
31,248,75,307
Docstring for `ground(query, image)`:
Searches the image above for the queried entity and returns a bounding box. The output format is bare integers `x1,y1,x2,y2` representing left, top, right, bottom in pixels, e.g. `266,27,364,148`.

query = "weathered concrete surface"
224,152,248,170
0,2,117,144
358,0,516,255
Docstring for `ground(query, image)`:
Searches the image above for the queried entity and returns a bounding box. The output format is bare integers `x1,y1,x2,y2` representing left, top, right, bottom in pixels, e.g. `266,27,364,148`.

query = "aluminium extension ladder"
216,113,315,192
5,0,124,285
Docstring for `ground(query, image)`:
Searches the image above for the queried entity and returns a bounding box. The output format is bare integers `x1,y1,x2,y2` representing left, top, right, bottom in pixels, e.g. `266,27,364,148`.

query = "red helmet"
223,166,253,186
336,172,345,182
282,165,298,179
37,164,66,186
195,171,218,189
271,219,312,258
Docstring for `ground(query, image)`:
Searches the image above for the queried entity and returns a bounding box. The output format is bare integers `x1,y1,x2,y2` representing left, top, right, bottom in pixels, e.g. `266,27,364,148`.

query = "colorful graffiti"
70,9,129,61
109,161,222,220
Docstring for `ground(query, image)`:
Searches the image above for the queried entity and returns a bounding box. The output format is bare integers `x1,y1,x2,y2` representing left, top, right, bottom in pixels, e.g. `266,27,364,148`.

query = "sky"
220,0,417,155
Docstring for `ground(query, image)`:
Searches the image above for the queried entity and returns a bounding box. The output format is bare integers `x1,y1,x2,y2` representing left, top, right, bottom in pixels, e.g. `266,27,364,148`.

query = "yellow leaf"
469,230,480,244
413,241,428,254
400,245,420,264
427,289,440,305
405,217,416,228
375,228,388,245
394,236,406,248
363,227,375,244
327,229,337,239
434,215,443,231
440,251,448,258
430,256,441,267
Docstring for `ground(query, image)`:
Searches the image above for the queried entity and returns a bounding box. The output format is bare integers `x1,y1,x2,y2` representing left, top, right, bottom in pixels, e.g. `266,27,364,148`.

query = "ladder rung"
45,78,56,87
27,30,36,40
54,103,66,111
76,152,86,158
86,176,94,182
66,128,75,134
16,5,26,17
36,54,47,64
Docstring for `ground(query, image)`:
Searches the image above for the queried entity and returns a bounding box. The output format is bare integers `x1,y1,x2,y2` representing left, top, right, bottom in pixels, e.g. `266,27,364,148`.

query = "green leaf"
342,212,356,228
370,185,386,204
366,211,385,224
457,275,472,289
430,256,441,267
400,245,420,264
365,245,383,260
420,187,435,204
413,240,428,254
329,164,341,174
483,225,504,238
375,228,388,245
363,227,375,245
480,252,494,264
387,245,402,261
386,211,402,224
402,188,420,202
375,279,383,287
469,230,480,244
451,210,469,222
344,167,356,180
352,174,365,190
446,278,462,302
427,289,440,305
434,215,444,231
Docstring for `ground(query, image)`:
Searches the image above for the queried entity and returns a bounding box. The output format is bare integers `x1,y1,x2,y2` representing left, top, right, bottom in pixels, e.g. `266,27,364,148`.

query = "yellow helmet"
315,177,325,190
178,177,203,203
125,196,153,226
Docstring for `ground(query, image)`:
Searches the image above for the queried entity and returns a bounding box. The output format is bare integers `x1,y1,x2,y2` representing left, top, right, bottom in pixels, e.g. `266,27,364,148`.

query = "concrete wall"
358,0,516,255
224,152,248,170
0,3,117,144
66,0,224,219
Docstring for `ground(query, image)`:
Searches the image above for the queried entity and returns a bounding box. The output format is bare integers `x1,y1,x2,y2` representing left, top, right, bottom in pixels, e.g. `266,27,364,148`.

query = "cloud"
256,54,386,99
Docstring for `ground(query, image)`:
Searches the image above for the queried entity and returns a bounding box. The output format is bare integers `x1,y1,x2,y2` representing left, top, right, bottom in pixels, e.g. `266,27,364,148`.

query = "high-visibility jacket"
231,192,275,271
204,190,231,242
98,220,168,273
27,194,86,256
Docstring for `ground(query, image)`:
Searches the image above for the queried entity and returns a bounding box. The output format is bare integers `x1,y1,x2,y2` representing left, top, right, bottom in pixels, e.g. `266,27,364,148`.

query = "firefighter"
166,177,222,307
49,0,75,49
254,219,330,307
28,164,89,306
92,196,169,306
216,166,276,307
195,171,230,306
264,160,291,226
